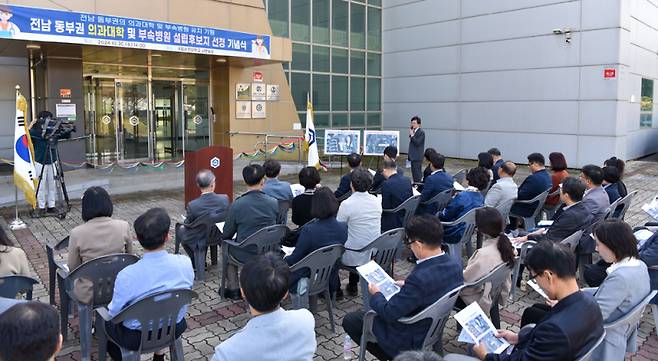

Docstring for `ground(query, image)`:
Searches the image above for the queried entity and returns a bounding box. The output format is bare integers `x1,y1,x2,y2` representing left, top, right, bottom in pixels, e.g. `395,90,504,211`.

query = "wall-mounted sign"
604,68,616,79
236,83,251,100
236,101,251,119
55,103,76,120
0,4,271,59
267,84,279,101
192,115,203,125
253,71,263,82
251,83,266,101
252,101,266,118
128,115,139,126
59,88,71,98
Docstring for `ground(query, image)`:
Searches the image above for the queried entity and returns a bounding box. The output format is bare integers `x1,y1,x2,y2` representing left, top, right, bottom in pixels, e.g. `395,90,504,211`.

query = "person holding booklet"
446,241,604,361
342,215,463,360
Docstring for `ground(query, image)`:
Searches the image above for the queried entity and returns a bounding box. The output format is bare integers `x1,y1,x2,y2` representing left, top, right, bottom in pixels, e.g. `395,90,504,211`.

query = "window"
313,46,330,72
367,113,381,129
332,76,348,111
351,77,365,111
367,52,381,76
291,73,310,111
333,113,349,128
332,48,349,74
641,78,654,128
267,1,289,38
291,43,310,71
350,3,366,49
351,50,365,75
291,0,310,42
351,113,365,128
313,0,330,44
332,0,348,46
313,74,330,111
367,7,381,51
367,78,381,111
315,113,330,128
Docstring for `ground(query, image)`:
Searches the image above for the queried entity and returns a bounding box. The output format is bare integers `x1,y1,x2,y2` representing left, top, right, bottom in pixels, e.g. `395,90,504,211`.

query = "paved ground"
1,156,658,361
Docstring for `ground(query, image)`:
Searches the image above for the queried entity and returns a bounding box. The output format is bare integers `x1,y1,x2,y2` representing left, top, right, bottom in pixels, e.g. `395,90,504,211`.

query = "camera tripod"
30,137,71,220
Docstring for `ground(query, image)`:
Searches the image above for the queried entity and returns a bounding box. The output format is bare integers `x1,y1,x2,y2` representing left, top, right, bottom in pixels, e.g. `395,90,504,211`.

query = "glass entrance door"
182,81,210,153
116,80,149,160
152,80,179,160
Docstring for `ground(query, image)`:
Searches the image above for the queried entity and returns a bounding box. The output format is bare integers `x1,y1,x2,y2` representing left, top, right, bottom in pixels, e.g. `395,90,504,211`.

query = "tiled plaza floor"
1,157,657,361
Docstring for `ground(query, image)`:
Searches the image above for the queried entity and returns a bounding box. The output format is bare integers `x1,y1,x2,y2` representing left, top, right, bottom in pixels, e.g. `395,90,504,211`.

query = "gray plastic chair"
441,207,482,265
509,241,537,301
509,190,550,230
559,230,584,253
599,290,657,356
220,224,288,298
357,285,464,360
647,265,658,336
62,253,139,361
277,199,291,225
0,275,38,299
576,330,607,361
289,244,344,333
542,188,562,220
420,188,453,213
174,212,223,281
45,235,69,305
97,288,197,361
458,262,512,329
495,198,516,225
607,190,637,221
341,228,405,311
452,169,466,185
383,194,422,228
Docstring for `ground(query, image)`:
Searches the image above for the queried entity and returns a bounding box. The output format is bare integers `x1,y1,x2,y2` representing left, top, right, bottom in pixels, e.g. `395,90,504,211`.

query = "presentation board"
324,129,361,155
363,130,400,156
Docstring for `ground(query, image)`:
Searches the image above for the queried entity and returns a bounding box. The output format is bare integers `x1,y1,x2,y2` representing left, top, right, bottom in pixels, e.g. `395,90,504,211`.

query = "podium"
184,146,233,206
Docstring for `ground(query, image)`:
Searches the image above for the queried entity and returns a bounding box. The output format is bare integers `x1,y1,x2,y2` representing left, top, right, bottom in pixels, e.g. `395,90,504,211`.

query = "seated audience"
105,208,194,361
394,351,443,361
0,302,62,361
285,187,347,298
602,165,622,203
508,153,552,229
342,215,463,360
337,168,382,296
68,186,134,303
545,152,569,207
335,152,361,199
371,146,405,192
262,159,294,201
604,157,627,197
438,167,489,244
639,229,658,304
488,148,504,182
381,159,414,232
222,164,278,300
211,253,316,361
478,152,494,182
456,208,515,315
0,297,23,314
513,177,592,244
175,170,229,269
420,148,437,186
417,152,453,215
578,164,611,254
0,228,31,276
484,161,518,219
292,166,321,227
448,241,604,361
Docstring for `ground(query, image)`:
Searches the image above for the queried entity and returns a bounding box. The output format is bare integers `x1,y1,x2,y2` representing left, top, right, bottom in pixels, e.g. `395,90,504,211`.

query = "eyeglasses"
528,271,542,281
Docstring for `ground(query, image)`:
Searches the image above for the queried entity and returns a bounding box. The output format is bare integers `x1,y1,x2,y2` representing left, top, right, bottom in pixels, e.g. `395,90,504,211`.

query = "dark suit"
381,173,413,232
528,202,592,243
284,218,347,292
486,291,603,361
639,231,658,304
176,193,229,267
408,128,426,183
335,172,353,199
604,183,623,219
492,158,504,182
510,169,552,217
372,166,405,193
343,254,463,359
416,170,453,215
223,190,278,261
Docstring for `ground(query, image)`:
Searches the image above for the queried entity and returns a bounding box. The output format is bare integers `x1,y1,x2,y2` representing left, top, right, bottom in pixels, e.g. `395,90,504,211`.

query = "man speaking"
408,115,425,183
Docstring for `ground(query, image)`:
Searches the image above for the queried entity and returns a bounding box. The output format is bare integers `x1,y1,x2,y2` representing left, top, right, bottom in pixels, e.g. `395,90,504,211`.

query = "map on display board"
363,130,400,156
324,129,360,155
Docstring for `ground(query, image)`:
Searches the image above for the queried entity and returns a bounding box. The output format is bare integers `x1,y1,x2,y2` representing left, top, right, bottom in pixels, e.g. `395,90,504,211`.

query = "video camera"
37,111,76,140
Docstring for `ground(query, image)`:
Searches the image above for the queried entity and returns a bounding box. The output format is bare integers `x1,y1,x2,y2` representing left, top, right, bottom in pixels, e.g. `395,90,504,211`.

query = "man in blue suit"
343,215,464,360
509,153,552,229
335,152,361,199
417,152,452,215
488,148,504,182
380,159,414,232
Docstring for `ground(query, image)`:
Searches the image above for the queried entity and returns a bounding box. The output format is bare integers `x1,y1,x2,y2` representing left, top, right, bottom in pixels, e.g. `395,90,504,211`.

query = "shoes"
345,283,358,297
47,207,57,214
222,288,242,300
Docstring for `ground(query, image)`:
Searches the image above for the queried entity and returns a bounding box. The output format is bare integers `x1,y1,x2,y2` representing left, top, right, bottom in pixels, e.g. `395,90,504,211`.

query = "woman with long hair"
0,228,31,276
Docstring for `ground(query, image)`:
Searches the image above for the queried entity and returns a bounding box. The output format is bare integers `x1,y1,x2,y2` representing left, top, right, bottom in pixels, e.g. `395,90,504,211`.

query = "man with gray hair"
176,169,230,269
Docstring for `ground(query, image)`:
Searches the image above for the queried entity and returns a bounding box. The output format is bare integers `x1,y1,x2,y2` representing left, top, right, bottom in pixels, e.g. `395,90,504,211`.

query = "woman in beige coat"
456,207,516,314
68,186,133,303
0,228,32,276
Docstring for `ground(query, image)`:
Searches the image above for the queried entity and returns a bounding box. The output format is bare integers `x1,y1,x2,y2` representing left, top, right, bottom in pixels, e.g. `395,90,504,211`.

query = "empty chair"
441,207,482,265
510,241,537,300
61,253,139,361
289,244,344,333
452,169,466,185
382,194,421,229
220,224,288,298
0,275,38,300
509,190,550,231
97,288,197,361
559,230,584,253
357,285,464,360
45,235,69,305
457,262,512,329
542,188,563,220
174,212,222,281
607,190,637,221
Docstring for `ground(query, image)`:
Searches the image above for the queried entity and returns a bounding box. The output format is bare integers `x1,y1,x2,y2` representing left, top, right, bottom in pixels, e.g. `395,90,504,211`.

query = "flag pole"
9,85,26,230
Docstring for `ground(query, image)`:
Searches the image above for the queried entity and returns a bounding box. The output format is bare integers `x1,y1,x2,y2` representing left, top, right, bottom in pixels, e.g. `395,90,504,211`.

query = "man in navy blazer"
380,159,414,232
343,215,463,360
488,148,504,183
417,152,452,215
335,153,361,199
446,241,604,361
509,153,552,226
371,146,405,193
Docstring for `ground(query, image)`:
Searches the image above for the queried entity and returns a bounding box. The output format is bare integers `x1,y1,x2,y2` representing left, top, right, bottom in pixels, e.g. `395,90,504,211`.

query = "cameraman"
28,111,71,216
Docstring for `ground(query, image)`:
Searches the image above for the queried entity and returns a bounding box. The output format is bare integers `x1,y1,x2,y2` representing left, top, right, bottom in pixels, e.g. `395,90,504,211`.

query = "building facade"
0,0,297,165
383,0,658,167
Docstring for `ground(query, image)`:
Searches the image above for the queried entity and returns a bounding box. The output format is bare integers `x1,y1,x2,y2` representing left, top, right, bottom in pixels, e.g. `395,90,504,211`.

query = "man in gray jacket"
408,116,425,183
578,165,611,253
484,161,518,220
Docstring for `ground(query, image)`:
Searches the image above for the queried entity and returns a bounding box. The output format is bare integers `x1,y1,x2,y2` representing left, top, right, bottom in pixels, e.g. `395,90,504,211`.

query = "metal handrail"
228,131,304,164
